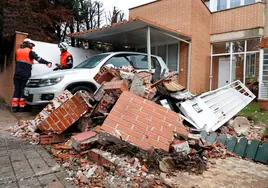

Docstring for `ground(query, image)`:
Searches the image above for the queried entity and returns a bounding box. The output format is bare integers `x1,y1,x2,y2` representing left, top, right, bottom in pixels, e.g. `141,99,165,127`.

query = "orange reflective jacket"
16,48,34,64
60,51,72,67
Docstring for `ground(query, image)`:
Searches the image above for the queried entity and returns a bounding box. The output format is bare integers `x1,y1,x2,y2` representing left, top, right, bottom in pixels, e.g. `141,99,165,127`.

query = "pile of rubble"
9,65,258,187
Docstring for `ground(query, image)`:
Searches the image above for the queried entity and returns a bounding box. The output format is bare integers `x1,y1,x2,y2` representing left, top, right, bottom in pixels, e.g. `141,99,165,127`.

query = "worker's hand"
47,63,52,68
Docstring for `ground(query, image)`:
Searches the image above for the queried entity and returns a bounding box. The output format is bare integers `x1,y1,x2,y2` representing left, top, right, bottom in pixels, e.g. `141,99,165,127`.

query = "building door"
218,58,236,87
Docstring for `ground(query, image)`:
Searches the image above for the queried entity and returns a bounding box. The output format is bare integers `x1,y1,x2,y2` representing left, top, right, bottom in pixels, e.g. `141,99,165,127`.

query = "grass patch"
238,103,268,124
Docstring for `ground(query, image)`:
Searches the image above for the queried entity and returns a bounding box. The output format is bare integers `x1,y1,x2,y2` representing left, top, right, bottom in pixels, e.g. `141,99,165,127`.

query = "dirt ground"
161,157,268,188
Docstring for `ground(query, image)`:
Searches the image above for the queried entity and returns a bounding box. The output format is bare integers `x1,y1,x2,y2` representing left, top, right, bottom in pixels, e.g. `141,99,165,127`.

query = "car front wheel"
70,86,93,96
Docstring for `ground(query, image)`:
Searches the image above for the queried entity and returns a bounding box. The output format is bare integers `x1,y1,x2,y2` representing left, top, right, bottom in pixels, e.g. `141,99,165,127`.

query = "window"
129,55,159,69
263,49,268,82
105,54,160,70
246,53,256,78
75,54,109,69
105,55,131,68
168,44,179,72
217,0,227,10
230,0,241,8
245,0,255,5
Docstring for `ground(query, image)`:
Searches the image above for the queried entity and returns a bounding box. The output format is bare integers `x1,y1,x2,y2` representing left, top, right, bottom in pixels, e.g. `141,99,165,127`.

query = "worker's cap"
23,38,35,46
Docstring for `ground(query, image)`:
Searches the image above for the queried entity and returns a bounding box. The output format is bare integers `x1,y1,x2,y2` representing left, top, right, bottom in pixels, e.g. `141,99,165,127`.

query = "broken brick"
93,66,120,84
101,91,189,151
36,91,93,134
71,131,99,151
40,134,65,145
88,149,116,168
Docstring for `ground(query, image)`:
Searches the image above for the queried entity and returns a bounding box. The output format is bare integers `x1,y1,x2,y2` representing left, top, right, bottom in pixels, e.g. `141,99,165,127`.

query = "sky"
99,0,156,19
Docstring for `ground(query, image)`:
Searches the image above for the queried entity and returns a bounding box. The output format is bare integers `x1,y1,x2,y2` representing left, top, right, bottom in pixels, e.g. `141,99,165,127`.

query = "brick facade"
130,1,265,93
211,2,265,35
0,32,28,105
130,0,211,93
101,91,189,151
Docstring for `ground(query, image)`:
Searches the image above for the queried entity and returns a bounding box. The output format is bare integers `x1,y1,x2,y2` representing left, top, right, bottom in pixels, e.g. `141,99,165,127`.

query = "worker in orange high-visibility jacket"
12,38,52,112
54,42,73,71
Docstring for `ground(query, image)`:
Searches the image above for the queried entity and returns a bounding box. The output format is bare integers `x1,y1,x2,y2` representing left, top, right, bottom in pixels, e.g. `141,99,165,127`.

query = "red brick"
137,116,157,130
154,108,177,120
40,120,51,130
141,107,155,116
132,125,146,135
101,124,116,133
121,112,138,122
108,114,132,128
146,138,170,151
116,124,144,140
127,106,151,120
50,113,60,124
144,130,158,140
109,109,123,119
65,99,77,111
113,98,130,108
174,127,190,138
71,96,84,109
151,117,170,128
54,110,69,128
119,97,142,110
152,128,174,140
58,107,68,117
145,100,168,112
158,136,170,144
131,98,155,111
128,136,152,150
64,114,75,125
103,118,118,128
56,121,67,133
165,117,184,128
46,117,56,128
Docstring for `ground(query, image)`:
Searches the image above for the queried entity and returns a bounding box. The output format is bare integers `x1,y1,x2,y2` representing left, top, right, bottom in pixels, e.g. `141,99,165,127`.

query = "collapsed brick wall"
101,91,189,151
37,92,92,134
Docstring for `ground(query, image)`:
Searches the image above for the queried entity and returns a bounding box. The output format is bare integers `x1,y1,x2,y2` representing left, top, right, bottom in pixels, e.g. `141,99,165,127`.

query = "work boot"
19,107,25,112
11,107,19,113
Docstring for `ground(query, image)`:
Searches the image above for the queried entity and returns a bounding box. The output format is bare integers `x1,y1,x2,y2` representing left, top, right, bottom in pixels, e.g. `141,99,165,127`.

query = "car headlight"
38,77,64,87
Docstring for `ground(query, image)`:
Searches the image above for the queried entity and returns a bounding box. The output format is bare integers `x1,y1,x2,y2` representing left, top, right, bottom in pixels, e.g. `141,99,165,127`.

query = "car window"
74,54,110,69
129,55,160,69
104,54,131,68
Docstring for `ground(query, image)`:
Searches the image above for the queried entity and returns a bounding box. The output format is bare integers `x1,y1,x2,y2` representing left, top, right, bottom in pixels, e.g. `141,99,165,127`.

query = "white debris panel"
179,80,255,132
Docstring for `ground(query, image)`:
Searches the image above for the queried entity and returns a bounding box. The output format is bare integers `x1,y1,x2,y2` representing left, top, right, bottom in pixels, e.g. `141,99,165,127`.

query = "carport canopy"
69,17,191,48
69,17,192,88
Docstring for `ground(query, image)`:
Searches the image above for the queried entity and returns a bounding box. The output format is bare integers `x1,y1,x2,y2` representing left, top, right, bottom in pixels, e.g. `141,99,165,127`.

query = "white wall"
31,41,99,76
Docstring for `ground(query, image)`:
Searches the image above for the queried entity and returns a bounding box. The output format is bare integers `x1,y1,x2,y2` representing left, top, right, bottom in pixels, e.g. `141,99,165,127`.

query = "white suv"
24,52,169,106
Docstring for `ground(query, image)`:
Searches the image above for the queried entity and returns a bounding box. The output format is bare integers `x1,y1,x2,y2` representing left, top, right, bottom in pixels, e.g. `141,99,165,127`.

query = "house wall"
130,0,211,93
211,2,265,35
129,0,192,34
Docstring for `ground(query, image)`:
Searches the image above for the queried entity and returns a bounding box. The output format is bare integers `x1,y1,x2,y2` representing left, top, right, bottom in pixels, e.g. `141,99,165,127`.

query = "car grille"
26,79,40,88
25,94,33,102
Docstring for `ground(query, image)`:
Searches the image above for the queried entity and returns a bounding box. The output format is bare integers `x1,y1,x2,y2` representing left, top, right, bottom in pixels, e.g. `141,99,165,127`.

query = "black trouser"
12,78,28,108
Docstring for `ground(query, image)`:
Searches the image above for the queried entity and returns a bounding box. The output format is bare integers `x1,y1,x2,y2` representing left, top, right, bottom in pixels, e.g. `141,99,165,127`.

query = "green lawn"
239,103,268,124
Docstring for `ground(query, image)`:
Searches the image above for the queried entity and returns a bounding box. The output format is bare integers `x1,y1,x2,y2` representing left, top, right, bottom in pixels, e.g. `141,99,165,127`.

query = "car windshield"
74,54,110,69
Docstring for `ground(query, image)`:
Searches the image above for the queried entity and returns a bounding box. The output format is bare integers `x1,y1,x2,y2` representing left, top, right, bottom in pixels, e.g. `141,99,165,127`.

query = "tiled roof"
68,17,191,39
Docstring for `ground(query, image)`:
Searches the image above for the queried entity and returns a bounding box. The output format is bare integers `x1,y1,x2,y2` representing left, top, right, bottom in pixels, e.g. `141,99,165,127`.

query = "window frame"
246,53,256,78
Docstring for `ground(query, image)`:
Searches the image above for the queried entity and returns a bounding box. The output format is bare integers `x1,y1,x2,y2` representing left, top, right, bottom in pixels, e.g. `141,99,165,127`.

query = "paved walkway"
0,104,77,188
